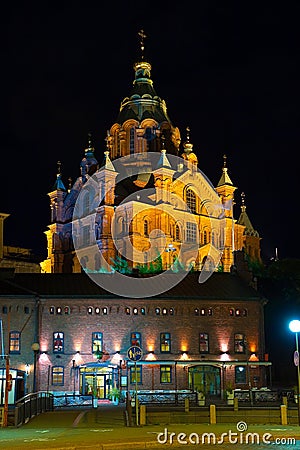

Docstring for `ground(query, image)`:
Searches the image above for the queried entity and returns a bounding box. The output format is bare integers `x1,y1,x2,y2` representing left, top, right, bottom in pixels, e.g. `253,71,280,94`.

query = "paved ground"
1,405,300,449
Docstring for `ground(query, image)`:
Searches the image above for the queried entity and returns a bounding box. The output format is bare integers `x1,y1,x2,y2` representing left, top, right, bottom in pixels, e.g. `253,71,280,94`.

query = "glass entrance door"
189,365,221,395
82,374,107,399
96,374,106,399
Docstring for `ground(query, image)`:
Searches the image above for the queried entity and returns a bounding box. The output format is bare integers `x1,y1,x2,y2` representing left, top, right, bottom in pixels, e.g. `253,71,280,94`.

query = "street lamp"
289,319,300,425
31,342,40,393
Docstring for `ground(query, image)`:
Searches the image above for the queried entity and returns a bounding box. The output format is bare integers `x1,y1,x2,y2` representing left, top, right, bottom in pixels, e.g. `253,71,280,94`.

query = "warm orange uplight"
249,353,259,362
181,343,188,352
147,343,154,353
220,343,228,353
250,345,256,353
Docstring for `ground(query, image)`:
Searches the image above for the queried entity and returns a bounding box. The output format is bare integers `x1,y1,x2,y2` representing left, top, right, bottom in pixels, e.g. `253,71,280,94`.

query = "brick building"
0,266,271,402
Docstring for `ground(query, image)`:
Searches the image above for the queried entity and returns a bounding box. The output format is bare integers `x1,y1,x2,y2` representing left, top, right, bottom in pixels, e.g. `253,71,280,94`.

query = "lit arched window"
186,189,197,213
144,220,149,236
175,224,180,241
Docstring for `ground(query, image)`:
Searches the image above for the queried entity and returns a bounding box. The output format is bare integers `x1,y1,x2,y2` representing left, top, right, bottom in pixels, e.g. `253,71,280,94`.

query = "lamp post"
31,342,40,393
72,360,76,397
289,319,300,425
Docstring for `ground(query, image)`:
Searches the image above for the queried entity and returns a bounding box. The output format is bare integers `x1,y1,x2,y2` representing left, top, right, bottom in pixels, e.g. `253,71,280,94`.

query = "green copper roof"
117,61,171,125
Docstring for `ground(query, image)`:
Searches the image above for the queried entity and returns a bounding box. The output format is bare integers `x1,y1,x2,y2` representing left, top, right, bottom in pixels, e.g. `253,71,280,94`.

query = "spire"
80,132,98,178
241,191,246,213
156,136,172,168
237,192,259,237
101,137,115,171
217,154,234,186
183,126,193,154
181,126,198,166
53,160,66,191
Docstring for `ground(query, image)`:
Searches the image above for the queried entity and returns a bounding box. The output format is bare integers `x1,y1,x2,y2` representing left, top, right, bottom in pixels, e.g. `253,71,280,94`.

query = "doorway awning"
79,361,118,369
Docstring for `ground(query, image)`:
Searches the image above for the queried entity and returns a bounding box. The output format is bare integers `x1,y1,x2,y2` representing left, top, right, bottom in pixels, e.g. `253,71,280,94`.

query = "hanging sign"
127,346,143,361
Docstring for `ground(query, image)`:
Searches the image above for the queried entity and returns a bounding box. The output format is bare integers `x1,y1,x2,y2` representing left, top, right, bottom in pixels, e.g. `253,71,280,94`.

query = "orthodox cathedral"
40,33,261,276
0,33,271,405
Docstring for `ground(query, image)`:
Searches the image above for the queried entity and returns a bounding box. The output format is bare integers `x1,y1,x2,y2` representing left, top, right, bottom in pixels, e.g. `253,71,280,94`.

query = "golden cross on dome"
223,154,227,168
138,29,147,59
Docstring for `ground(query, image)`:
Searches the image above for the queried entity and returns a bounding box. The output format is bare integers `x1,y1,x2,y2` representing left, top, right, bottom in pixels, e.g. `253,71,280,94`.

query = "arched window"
175,224,180,241
144,220,149,236
186,189,197,213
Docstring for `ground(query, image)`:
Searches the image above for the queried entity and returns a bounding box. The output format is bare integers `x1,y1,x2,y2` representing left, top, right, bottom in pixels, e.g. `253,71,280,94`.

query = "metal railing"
14,391,54,427
53,393,93,408
137,391,198,406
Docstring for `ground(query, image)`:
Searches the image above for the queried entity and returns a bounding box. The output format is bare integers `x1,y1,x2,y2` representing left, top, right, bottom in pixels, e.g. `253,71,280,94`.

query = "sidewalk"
0,404,300,449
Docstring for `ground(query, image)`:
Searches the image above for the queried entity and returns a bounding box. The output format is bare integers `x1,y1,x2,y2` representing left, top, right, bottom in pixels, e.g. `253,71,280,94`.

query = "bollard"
140,405,146,426
234,397,238,411
210,404,216,424
280,404,287,425
282,396,288,407
185,398,189,412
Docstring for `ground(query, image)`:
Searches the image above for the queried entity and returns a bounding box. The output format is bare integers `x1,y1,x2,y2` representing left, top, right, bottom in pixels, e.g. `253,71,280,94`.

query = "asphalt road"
0,405,300,449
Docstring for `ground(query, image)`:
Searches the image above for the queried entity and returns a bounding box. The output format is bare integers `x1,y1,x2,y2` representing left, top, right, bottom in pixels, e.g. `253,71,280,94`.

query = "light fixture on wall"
25,364,30,375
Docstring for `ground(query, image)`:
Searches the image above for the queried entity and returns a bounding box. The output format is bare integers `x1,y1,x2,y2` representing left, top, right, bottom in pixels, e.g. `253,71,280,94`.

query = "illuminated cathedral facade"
41,53,261,276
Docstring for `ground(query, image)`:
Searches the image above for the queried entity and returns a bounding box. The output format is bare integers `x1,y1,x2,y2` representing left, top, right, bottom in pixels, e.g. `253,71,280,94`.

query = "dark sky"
1,2,299,261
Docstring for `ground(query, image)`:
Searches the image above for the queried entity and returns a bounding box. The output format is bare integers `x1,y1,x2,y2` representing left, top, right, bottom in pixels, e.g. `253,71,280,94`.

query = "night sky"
1,3,299,262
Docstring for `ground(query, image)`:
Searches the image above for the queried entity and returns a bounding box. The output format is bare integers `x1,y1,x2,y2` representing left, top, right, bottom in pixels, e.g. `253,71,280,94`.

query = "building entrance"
83,373,107,399
188,365,221,396
79,363,118,399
